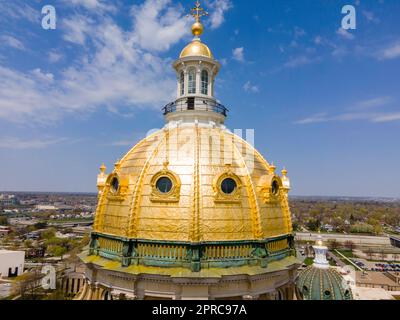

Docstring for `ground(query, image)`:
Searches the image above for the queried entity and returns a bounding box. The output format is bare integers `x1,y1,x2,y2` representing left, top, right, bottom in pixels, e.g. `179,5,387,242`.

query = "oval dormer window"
110,177,119,194
221,178,237,195
156,177,173,194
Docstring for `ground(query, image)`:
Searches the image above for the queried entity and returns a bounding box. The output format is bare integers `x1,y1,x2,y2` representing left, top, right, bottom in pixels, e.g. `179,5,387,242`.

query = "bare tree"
327,239,339,251
344,240,356,252
366,248,374,261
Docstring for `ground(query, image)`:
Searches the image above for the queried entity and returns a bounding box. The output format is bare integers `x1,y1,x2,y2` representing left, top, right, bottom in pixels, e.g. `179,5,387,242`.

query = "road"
295,232,391,247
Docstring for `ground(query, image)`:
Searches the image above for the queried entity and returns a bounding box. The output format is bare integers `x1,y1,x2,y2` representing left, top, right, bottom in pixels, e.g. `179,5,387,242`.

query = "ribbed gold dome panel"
93,125,292,242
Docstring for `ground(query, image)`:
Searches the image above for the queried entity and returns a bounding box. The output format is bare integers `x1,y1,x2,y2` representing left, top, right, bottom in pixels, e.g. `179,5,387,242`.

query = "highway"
295,232,391,247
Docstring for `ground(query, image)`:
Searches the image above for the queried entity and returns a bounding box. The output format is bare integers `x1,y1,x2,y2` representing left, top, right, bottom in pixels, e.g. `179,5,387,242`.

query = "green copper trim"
89,232,296,271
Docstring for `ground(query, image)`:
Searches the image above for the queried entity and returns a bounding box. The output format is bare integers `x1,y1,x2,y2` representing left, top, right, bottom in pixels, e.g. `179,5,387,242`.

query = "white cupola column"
312,234,329,269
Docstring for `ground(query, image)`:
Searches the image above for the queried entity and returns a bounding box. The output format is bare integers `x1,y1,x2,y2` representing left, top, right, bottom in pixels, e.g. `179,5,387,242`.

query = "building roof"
296,265,353,300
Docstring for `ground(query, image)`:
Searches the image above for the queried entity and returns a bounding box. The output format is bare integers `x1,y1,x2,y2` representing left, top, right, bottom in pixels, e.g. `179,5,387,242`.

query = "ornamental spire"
188,1,208,37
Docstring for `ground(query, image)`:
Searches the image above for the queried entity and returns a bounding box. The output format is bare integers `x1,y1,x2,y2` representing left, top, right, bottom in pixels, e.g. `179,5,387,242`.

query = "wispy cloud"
362,10,380,24
243,81,259,93
207,0,233,29
377,42,400,60
232,47,245,62
0,35,26,51
336,28,355,40
352,96,393,110
0,0,200,124
295,97,400,124
64,0,118,13
283,55,313,68
0,137,68,150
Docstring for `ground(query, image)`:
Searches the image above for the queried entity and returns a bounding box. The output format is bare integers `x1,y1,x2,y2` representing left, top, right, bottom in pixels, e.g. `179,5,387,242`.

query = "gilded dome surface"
296,266,353,300
180,39,213,59
93,125,292,242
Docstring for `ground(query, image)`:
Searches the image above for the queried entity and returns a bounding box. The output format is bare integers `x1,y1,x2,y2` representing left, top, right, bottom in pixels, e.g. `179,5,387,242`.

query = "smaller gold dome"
180,39,213,59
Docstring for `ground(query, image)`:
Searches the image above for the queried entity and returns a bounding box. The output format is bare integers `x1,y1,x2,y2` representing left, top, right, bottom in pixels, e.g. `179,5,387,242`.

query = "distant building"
36,205,57,211
0,194,19,206
0,250,25,278
0,226,11,237
323,224,334,232
390,235,400,249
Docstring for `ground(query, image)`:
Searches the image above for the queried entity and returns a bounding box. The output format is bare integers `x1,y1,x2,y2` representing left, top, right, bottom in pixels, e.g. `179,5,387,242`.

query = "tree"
344,240,356,251
366,248,374,260
24,239,33,248
0,216,8,225
48,245,68,259
306,219,321,232
13,269,44,300
41,228,56,240
327,239,339,251
34,222,48,230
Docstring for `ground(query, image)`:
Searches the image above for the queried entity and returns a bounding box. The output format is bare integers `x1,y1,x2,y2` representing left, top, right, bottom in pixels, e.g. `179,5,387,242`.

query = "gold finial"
269,162,276,174
281,167,287,176
100,163,106,173
114,160,121,170
163,161,169,169
189,1,208,37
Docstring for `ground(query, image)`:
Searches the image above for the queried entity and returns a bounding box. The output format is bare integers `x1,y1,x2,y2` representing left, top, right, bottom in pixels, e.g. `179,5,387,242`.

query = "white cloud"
378,43,400,60
243,81,259,93
372,113,400,123
130,0,190,52
296,97,399,124
0,1,39,24
336,28,355,40
0,35,26,50
232,47,244,62
31,69,54,82
283,55,313,68
65,0,117,13
294,26,306,38
48,51,63,63
62,15,94,45
0,137,67,150
208,0,233,29
362,10,380,24
0,0,231,124
353,96,392,110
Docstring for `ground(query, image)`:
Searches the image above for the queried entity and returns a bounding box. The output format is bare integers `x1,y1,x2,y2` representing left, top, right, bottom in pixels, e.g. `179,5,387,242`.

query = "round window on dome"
156,177,173,194
110,177,119,193
271,180,279,195
221,178,237,195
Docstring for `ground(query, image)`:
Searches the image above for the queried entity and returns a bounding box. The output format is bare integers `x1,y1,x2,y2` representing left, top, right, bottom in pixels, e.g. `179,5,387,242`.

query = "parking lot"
349,258,400,272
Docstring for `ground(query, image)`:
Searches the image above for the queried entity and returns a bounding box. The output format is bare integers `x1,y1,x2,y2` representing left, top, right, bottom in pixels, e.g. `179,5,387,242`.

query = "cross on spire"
190,1,208,22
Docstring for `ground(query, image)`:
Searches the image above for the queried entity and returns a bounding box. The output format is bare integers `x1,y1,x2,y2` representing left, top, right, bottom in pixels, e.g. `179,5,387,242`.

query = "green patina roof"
296,266,353,300
79,250,300,278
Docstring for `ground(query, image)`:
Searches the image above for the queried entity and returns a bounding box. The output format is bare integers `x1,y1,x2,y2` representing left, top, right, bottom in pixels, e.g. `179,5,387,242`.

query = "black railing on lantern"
162,99,229,117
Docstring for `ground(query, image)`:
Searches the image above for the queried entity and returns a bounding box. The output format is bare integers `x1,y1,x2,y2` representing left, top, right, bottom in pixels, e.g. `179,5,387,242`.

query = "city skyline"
0,0,400,197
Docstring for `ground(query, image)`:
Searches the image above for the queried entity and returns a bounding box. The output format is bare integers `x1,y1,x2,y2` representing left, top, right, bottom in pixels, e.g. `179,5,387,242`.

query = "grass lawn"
336,249,355,258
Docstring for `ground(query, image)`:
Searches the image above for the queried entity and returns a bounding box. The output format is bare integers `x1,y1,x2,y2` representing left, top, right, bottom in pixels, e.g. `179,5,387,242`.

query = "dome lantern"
164,1,227,127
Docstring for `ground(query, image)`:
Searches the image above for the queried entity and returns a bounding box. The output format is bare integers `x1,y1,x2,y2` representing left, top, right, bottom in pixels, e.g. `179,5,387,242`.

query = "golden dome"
180,39,213,59
93,126,292,242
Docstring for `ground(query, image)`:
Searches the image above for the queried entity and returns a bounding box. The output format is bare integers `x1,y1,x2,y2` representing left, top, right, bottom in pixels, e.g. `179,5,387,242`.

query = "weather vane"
189,1,208,22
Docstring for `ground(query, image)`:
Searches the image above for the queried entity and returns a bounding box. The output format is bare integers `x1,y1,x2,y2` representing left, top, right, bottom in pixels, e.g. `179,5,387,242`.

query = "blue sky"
0,0,399,197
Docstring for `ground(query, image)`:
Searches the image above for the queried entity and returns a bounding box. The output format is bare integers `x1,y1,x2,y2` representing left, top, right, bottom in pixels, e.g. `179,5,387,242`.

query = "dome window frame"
150,168,181,203
260,176,284,204
213,169,242,204
106,173,129,201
